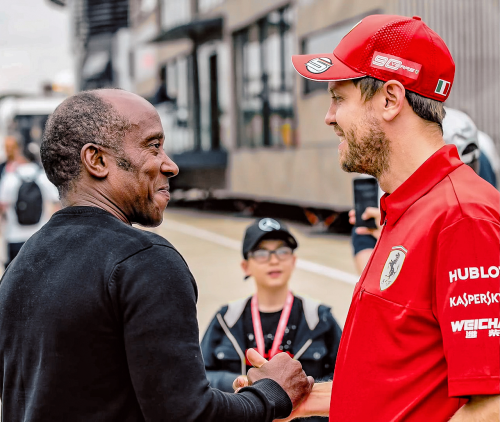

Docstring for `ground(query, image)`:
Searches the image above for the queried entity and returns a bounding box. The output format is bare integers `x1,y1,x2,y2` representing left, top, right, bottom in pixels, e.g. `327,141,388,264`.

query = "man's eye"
150,143,161,149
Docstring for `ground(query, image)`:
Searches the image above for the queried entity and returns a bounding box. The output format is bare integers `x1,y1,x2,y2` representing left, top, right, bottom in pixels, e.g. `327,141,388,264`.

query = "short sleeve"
435,217,500,397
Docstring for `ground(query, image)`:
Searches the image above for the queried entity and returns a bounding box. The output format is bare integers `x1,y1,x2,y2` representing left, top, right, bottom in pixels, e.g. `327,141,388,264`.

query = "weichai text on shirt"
451,318,500,339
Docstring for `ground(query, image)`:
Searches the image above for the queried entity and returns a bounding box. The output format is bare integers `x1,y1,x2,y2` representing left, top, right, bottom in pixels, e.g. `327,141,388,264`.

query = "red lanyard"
251,291,294,359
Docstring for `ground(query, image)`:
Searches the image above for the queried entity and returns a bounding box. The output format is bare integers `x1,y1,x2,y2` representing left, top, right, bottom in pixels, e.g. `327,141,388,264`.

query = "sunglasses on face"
248,246,293,263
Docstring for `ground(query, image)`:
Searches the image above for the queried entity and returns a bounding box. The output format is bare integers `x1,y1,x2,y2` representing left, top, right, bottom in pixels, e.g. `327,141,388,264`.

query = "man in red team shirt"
240,14,500,421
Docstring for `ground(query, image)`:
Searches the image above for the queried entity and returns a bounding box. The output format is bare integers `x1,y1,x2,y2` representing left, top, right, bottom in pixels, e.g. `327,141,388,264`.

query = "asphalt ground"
146,208,359,334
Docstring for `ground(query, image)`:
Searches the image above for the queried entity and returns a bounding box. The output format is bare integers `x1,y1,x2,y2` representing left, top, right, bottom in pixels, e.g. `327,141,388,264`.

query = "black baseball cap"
242,218,298,259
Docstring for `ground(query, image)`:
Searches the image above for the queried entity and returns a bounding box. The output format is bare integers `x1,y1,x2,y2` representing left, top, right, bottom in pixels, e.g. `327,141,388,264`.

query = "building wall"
294,0,389,145
156,40,192,63
229,145,355,208
207,0,291,31
137,0,499,209
392,0,500,150
225,0,366,207
129,1,160,97
292,0,500,149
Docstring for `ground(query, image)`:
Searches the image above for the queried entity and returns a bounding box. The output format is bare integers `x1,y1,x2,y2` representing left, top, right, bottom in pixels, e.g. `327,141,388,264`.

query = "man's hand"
232,375,248,392
244,349,314,409
450,395,499,421
349,207,382,239
275,382,332,421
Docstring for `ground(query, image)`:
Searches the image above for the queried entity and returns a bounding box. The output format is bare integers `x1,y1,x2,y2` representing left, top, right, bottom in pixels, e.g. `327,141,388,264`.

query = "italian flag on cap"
435,79,451,96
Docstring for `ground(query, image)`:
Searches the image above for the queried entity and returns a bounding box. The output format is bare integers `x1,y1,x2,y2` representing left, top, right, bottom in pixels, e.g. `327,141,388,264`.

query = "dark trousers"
6,242,25,268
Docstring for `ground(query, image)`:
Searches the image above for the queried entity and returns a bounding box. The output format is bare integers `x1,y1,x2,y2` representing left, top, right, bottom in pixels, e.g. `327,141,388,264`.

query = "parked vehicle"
0,96,65,162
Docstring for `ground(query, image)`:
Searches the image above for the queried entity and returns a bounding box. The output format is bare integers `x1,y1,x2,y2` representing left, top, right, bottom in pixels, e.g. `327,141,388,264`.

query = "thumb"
362,207,380,220
232,375,249,392
307,376,315,389
246,348,268,368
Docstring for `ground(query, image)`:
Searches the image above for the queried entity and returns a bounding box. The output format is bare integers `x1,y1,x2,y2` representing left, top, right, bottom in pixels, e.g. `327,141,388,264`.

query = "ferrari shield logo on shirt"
380,246,407,290
305,57,333,74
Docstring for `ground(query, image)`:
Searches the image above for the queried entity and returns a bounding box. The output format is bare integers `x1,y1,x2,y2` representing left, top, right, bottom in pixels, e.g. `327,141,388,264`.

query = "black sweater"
0,206,292,421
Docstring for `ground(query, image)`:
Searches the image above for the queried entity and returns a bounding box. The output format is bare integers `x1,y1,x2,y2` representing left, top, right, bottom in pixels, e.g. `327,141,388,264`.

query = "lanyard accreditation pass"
251,291,294,359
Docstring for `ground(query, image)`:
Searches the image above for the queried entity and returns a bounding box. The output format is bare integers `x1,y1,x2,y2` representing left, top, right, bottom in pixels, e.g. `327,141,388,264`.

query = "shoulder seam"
440,216,500,237
107,243,186,287
115,243,179,267
447,174,464,219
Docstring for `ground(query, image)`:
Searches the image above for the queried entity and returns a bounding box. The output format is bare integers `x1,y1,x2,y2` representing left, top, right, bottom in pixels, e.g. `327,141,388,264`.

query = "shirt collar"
380,145,463,226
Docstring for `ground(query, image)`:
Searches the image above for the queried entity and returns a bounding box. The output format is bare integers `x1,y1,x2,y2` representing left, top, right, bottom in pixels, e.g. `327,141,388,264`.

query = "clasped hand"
233,348,315,421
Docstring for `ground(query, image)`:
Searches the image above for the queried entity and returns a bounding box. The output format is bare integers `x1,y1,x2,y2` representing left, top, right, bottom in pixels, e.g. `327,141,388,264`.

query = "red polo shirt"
330,145,500,421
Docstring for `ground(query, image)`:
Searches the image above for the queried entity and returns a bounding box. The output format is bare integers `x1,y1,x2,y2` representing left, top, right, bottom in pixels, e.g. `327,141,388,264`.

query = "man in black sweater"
0,89,313,421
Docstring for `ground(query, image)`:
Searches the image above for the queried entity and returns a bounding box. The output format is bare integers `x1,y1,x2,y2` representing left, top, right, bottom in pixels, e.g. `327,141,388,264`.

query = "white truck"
0,96,66,162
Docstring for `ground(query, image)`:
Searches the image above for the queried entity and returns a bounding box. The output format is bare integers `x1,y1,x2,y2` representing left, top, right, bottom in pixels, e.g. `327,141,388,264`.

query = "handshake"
233,348,331,421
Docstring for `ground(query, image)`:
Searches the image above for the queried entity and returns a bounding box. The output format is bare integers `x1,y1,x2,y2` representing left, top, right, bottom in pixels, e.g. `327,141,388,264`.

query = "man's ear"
379,80,406,123
81,143,110,179
241,259,251,277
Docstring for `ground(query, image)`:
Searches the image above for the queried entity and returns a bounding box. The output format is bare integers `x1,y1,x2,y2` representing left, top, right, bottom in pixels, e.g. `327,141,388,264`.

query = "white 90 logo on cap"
305,57,333,74
371,51,422,80
259,218,280,232
373,55,403,70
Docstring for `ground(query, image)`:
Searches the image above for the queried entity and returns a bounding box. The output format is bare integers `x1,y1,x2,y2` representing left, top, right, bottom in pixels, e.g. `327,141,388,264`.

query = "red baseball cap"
292,14,455,102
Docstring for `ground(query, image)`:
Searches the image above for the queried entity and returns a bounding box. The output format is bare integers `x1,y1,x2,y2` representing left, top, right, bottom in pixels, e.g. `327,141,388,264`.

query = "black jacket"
201,295,342,422
0,207,292,421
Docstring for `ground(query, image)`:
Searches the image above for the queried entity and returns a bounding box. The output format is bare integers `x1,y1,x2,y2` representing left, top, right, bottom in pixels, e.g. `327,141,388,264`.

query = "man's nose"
324,103,337,127
161,152,179,178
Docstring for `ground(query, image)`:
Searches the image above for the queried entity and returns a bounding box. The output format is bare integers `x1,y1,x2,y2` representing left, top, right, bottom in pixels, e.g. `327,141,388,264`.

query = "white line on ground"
166,221,359,286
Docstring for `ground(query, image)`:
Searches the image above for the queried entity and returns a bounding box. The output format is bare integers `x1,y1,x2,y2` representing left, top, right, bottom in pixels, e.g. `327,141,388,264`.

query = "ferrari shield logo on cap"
305,57,333,74
380,246,407,290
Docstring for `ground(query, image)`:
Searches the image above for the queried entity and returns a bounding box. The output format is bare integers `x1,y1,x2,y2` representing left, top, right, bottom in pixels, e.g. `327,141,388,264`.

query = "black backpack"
15,169,43,225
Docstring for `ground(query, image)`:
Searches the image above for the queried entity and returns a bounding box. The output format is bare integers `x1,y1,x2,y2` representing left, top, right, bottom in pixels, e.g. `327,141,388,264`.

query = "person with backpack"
0,148,59,267
0,135,22,183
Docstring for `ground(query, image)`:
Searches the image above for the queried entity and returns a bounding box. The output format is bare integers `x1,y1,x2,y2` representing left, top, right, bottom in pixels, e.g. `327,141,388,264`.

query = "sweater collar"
55,206,114,216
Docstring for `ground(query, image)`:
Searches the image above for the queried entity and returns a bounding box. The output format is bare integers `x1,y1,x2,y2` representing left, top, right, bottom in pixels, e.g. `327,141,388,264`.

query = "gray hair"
41,90,131,196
